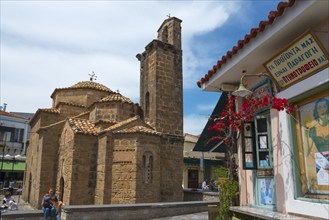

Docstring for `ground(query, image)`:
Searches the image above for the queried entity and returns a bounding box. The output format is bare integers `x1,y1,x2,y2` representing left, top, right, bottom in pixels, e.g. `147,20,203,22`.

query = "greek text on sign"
264,31,329,89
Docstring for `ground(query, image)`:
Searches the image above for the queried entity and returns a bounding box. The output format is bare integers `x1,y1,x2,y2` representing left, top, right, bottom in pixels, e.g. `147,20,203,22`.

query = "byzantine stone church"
22,17,184,209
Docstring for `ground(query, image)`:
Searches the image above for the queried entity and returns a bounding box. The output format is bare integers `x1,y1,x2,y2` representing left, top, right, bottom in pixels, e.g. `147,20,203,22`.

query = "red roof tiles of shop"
0,110,29,120
197,0,296,88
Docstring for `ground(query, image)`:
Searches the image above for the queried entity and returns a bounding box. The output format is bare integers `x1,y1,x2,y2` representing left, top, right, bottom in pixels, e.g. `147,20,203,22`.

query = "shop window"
242,122,256,169
242,113,273,170
255,115,272,169
256,177,276,206
295,92,329,198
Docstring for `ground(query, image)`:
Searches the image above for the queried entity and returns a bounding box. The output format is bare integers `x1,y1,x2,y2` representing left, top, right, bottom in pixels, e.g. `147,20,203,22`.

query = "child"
2,191,18,211
52,196,65,220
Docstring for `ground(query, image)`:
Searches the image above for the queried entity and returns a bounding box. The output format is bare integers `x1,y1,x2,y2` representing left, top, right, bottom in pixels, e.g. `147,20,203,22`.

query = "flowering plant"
208,92,294,145
207,88,294,180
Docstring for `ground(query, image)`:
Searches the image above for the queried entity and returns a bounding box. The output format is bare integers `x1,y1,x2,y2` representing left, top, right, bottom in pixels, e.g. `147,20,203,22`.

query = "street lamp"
13,154,24,179
0,152,4,187
232,72,270,97
4,154,13,180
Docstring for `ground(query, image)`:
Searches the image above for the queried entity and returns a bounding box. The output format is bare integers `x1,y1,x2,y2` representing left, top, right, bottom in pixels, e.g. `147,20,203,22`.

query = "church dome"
51,81,113,98
69,81,113,93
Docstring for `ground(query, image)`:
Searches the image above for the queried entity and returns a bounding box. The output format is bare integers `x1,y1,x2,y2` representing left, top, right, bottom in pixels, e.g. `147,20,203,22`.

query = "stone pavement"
150,212,208,220
1,194,35,211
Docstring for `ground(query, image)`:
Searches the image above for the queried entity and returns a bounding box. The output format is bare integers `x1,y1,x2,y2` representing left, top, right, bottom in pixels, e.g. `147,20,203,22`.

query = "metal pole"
0,156,3,190
11,158,14,179
1,149,3,186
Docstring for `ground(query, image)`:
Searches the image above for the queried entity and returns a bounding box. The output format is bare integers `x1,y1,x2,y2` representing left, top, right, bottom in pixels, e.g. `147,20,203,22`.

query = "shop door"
188,169,199,188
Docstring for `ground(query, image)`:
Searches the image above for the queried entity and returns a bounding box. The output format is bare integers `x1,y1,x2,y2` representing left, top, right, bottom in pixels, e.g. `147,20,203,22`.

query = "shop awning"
184,158,224,166
193,92,228,153
0,161,26,171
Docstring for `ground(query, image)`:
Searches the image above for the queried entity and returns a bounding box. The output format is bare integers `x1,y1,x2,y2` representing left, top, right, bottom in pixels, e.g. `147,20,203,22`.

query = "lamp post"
1,136,8,187
12,154,24,180
232,72,272,97
4,154,13,181
0,152,4,187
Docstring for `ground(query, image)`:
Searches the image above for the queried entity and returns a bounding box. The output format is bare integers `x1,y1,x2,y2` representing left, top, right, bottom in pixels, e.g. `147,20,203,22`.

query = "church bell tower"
137,17,183,136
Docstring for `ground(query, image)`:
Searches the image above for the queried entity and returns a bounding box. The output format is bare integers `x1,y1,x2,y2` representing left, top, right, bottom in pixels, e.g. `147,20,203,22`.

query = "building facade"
197,0,328,219
183,133,225,189
0,110,29,187
22,17,184,209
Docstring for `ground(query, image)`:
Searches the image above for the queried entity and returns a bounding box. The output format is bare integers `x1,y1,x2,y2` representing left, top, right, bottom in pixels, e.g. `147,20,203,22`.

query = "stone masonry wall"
1,201,217,220
135,134,161,203
89,102,136,123
160,134,184,202
56,123,74,205
52,89,109,109
68,133,98,205
23,117,64,209
111,135,138,204
22,124,41,208
94,133,113,205
157,17,182,50
57,104,85,117
154,46,183,135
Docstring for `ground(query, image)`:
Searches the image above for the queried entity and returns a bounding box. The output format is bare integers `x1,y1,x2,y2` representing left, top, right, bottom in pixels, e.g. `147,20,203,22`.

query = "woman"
309,97,329,153
41,188,56,220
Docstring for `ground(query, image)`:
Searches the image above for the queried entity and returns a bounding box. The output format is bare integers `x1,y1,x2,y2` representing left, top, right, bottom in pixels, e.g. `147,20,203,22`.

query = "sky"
0,0,282,135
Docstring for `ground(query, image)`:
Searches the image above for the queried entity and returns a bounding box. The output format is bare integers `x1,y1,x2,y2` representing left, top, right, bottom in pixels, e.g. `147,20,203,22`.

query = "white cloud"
184,113,210,136
0,1,241,115
196,104,216,112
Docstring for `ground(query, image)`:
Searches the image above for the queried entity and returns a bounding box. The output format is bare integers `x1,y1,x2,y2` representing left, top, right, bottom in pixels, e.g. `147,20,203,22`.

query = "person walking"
8,179,15,196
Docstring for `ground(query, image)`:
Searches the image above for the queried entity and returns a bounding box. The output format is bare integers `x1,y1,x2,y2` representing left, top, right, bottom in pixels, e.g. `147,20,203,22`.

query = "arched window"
143,151,153,183
60,177,64,201
145,92,150,118
162,26,168,43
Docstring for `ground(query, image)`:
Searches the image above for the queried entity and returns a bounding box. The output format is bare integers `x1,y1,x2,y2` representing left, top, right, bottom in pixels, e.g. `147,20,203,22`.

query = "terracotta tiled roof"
51,81,113,97
113,125,161,136
69,81,112,93
197,0,296,88
103,116,141,132
56,102,86,108
0,110,29,120
96,119,117,124
39,108,60,114
97,92,133,104
68,118,98,135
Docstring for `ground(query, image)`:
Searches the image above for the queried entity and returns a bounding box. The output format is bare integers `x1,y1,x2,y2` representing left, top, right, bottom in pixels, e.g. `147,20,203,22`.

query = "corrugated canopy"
193,92,228,153
0,161,25,171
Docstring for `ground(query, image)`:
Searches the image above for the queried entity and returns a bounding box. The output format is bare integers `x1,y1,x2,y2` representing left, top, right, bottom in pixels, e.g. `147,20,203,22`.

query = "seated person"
41,188,56,220
209,179,217,191
1,191,18,211
202,180,209,190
